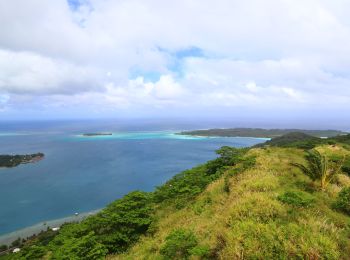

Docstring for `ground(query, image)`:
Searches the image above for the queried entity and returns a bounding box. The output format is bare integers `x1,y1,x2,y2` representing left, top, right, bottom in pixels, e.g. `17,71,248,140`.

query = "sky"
0,0,350,126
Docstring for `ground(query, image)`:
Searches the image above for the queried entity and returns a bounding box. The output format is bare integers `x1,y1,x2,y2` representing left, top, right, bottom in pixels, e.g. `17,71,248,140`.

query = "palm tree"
292,149,344,190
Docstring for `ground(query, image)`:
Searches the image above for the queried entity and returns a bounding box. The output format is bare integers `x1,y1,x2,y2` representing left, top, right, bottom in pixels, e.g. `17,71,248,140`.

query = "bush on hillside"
153,147,253,206
83,191,153,253
278,191,315,207
18,190,154,259
160,229,198,260
10,238,21,248
0,245,7,252
342,159,350,176
50,231,107,260
16,245,46,259
256,132,323,149
207,147,249,174
153,165,217,204
333,187,350,215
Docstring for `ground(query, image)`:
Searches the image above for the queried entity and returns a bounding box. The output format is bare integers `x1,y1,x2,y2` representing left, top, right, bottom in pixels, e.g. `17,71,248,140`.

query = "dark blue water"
0,120,266,235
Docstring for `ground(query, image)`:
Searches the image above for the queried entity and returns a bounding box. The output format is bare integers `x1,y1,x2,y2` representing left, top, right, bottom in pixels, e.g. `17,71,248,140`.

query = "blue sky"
0,0,350,127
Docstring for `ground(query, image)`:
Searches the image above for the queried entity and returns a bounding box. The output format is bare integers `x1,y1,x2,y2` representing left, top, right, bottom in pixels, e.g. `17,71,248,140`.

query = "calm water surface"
0,121,266,234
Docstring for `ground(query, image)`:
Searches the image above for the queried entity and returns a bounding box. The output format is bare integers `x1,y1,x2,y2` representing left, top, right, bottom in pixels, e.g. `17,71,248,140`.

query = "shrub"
0,244,7,252
153,147,253,206
189,245,210,258
207,147,249,175
160,229,198,259
50,231,107,260
11,238,21,248
278,190,315,207
44,190,153,258
153,165,217,204
241,155,256,170
84,191,153,253
333,187,350,215
17,245,46,259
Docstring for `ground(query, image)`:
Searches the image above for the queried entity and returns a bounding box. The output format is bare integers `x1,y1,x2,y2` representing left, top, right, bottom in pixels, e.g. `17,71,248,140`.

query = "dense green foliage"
3,191,152,259
85,191,152,253
0,153,44,168
256,132,323,149
278,190,315,207
206,146,249,174
153,165,216,206
51,191,152,257
153,147,250,206
258,132,350,150
334,187,350,215
179,128,346,138
160,229,198,259
50,230,107,259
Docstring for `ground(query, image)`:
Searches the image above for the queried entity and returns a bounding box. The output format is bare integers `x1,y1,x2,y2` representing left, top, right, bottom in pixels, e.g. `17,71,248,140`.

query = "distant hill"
330,133,350,145
178,128,347,138
254,132,322,149
256,132,350,149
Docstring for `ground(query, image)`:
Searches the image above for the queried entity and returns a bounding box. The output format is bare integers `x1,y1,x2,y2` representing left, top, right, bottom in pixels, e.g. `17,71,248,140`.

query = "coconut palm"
292,149,344,190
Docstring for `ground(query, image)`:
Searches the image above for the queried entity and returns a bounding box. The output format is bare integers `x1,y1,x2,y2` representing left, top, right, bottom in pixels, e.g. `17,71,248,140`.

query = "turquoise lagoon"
0,122,266,235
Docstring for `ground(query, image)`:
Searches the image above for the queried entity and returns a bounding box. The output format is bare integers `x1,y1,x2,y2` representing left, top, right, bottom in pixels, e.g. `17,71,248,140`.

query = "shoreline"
0,131,269,247
0,209,101,246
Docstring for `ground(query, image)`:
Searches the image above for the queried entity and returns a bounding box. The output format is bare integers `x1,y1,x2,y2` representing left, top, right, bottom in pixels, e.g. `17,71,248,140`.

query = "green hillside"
178,128,347,138
2,134,350,259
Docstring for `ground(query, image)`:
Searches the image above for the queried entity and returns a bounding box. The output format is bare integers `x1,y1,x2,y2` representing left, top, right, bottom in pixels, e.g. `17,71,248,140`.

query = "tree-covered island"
82,133,113,136
178,128,347,138
0,153,44,168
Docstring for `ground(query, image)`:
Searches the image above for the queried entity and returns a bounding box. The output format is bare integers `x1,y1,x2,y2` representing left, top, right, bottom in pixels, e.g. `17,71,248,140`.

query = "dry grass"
111,147,350,259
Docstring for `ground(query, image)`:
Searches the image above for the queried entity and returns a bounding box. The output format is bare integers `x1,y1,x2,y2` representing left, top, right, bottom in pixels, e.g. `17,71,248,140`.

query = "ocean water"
0,120,266,235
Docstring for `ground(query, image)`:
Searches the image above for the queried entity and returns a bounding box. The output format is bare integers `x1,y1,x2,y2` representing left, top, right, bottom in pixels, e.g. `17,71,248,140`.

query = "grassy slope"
112,146,350,259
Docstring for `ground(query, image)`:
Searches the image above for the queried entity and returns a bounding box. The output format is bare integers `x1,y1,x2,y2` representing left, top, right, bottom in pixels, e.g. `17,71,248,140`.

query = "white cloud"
101,75,187,108
0,49,102,94
0,0,350,119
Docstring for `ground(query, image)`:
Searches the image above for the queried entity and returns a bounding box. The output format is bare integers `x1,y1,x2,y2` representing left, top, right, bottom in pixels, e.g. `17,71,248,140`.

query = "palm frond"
290,162,316,180
291,148,345,189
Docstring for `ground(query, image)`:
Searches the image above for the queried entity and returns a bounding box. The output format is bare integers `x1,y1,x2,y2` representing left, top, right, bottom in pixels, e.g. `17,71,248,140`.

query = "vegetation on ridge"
178,128,347,138
2,133,350,259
